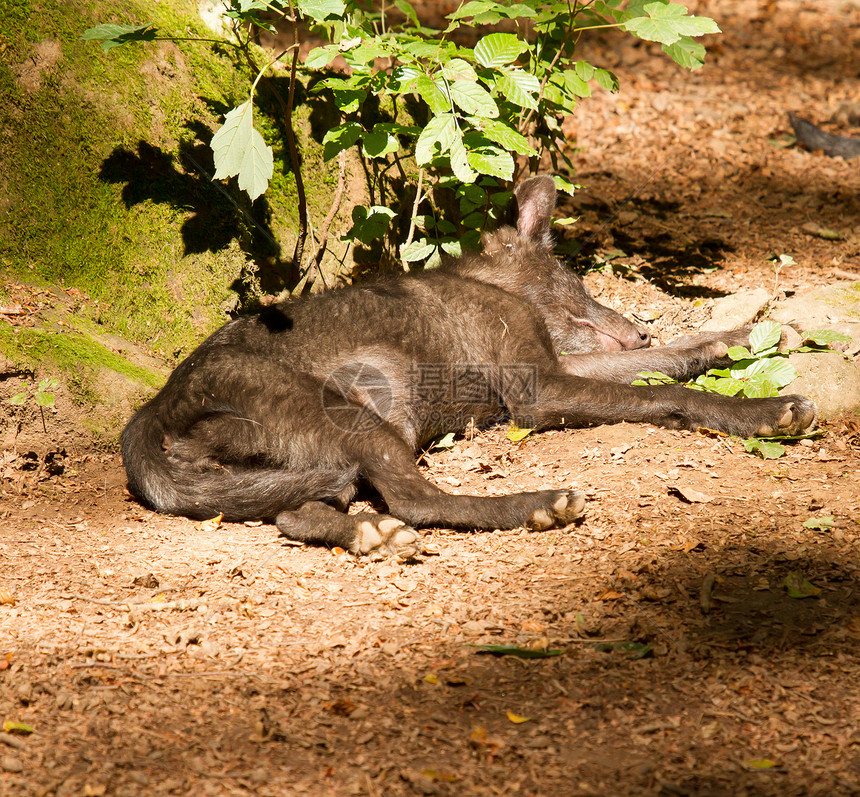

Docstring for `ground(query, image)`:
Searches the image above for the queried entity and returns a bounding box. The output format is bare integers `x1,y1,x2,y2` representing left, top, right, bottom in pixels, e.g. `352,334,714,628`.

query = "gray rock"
701,288,770,331
786,352,860,419
770,280,860,356
766,280,860,416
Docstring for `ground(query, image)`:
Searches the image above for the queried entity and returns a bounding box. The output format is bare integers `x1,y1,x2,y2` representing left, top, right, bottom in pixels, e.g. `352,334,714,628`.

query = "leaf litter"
3,1,860,794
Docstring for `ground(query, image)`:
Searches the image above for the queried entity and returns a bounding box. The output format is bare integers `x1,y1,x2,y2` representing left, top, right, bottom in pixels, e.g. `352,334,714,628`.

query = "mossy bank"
0,0,343,442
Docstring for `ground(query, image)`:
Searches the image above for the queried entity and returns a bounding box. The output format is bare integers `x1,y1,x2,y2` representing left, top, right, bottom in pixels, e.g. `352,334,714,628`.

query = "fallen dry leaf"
195,513,223,532
669,485,715,503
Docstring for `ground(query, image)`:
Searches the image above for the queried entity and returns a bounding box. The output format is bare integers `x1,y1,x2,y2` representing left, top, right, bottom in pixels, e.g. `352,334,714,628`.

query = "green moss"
0,322,162,389
0,0,37,41
0,0,352,387
0,0,270,359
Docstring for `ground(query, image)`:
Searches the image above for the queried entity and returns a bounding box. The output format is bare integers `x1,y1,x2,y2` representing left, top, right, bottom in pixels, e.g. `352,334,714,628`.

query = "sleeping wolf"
122,176,815,558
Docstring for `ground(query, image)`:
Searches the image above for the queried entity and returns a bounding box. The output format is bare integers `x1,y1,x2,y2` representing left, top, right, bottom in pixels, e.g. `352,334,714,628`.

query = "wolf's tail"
120,405,357,521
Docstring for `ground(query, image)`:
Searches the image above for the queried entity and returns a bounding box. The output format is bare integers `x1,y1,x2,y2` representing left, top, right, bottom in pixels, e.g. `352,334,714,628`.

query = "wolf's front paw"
527,490,587,531
755,396,817,437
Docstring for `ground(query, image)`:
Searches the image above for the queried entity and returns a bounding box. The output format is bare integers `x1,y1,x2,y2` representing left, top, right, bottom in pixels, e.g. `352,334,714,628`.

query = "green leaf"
467,146,514,179
448,132,477,182
425,248,443,269
449,80,498,118
296,0,345,22
740,376,779,399
733,357,798,394
235,0,268,11
495,69,539,110
757,430,824,442
394,0,420,26
401,239,438,263
441,58,478,83
432,432,456,450
447,1,500,22
592,641,653,659
474,33,528,68
593,68,620,92
210,100,274,201
749,320,782,354
563,70,591,98
783,571,821,599
321,121,363,161
632,371,676,386
2,720,34,735
331,88,366,114
304,45,337,69
726,345,752,361
440,238,462,257
745,759,778,770
404,40,445,59
415,114,457,165
409,74,450,114
80,23,157,52
624,3,720,46
34,378,57,409
802,328,852,348
480,120,537,156
543,77,578,113
743,438,786,459
499,2,538,19
472,644,563,659
343,205,395,243
663,36,707,70
362,124,400,158
346,40,393,66
574,61,595,81
394,65,422,84
461,211,485,229
9,392,26,406
699,374,744,395
802,515,834,531
748,358,798,390
553,175,578,196
225,2,275,30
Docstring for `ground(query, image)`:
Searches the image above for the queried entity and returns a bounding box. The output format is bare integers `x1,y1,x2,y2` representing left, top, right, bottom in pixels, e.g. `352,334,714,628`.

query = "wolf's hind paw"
352,515,422,560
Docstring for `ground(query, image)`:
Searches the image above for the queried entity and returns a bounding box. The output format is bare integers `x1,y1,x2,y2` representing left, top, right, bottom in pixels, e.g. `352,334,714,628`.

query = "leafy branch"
82,0,721,284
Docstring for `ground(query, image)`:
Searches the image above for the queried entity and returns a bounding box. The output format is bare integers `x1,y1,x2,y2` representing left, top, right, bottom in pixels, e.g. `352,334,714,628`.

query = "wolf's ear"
513,176,557,248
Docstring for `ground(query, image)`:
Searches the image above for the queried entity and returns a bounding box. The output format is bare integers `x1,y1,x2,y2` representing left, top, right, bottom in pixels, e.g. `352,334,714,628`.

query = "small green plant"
82,1,721,281
9,377,58,434
633,321,852,457
688,320,796,398
633,321,795,397
802,515,834,531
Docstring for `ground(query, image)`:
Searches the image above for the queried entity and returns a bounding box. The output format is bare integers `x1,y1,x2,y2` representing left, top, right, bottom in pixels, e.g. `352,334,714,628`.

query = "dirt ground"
2,1,860,795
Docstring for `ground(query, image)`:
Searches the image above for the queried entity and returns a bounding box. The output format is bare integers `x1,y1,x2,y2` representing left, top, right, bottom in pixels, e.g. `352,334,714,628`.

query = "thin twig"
403,168,425,253
313,149,348,271
286,2,307,286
